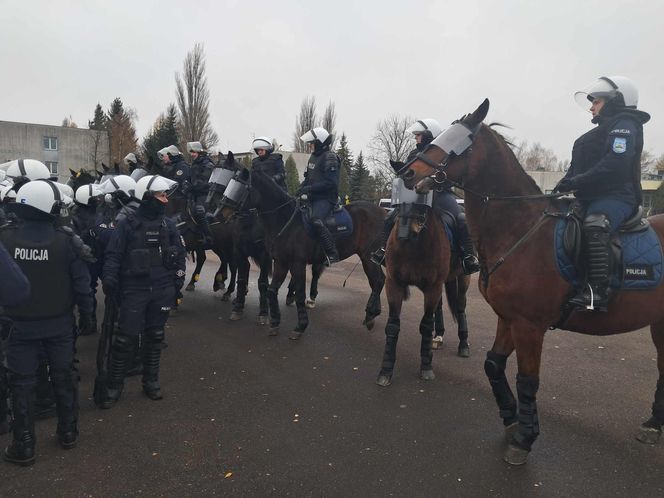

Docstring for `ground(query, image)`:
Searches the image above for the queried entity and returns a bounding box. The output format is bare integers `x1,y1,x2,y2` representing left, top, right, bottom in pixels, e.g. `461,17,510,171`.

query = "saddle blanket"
303,207,354,239
554,219,663,290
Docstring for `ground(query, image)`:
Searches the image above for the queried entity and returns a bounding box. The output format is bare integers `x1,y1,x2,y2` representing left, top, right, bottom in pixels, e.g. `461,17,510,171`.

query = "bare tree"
292,96,318,152
641,149,656,178
367,114,414,189
62,115,78,128
515,140,560,172
320,100,337,149
175,43,219,153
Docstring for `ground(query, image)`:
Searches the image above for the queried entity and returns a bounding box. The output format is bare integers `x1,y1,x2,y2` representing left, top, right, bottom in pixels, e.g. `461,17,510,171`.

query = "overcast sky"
1,0,661,165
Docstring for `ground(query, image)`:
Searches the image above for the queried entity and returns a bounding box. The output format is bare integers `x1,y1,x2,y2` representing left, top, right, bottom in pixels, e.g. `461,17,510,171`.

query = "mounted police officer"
184,141,215,247
0,179,92,466
158,145,190,189
554,76,650,311
125,153,150,182
297,127,341,266
371,119,480,274
252,137,288,191
100,175,185,408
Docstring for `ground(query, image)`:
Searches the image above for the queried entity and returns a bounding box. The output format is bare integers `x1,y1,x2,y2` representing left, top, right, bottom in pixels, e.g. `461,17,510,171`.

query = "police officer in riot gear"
252,137,288,191
100,175,185,408
297,127,341,266
158,145,190,189
554,76,650,311
125,153,150,181
371,119,480,274
0,179,92,466
185,141,215,246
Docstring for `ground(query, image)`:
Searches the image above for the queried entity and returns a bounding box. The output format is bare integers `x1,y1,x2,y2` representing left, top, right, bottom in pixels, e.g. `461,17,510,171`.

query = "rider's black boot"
371,209,398,266
569,218,612,312
457,214,480,275
313,220,339,266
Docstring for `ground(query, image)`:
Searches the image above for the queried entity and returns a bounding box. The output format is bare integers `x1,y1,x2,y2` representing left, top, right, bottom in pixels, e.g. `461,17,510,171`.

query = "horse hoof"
420,369,435,381
376,374,392,387
221,294,231,302
457,343,470,358
185,284,195,292
363,317,375,331
636,425,662,445
229,311,243,321
256,315,268,326
503,444,530,466
305,299,316,309
285,296,295,307
504,422,519,443
268,327,279,337
288,330,303,340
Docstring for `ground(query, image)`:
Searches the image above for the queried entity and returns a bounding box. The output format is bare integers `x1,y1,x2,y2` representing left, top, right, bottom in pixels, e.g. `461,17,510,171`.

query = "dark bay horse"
221,167,385,340
403,98,664,465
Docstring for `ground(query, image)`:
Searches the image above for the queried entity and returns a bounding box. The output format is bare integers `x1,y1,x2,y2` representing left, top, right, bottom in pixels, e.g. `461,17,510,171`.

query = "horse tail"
444,278,460,323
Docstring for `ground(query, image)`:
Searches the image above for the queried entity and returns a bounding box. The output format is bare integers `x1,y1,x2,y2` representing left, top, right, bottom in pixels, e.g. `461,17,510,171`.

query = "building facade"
0,120,109,182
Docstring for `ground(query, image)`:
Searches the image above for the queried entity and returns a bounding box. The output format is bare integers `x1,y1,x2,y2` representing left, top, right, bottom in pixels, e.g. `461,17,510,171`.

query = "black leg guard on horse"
258,281,269,316
4,381,36,466
456,213,480,275
365,291,382,320
142,328,165,400
51,367,79,448
312,219,339,266
511,374,540,451
380,317,401,377
194,204,213,247
419,314,434,373
484,351,517,426
643,377,664,430
268,284,281,329
371,208,398,265
100,334,134,409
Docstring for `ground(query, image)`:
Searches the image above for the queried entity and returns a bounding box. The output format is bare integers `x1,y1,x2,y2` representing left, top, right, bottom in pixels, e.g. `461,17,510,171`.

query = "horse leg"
289,263,309,340
419,287,441,381
376,276,404,387
360,256,385,331
222,260,237,302
267,260,289,336
256,256,270,326
504,318,545,466
455,275,471,358
636,320,664,444
307,262,324,308
230,255,249,321
185,249,206,291
484,318,518,437
432,298,444,350
286,274,296,307
213,260,227,292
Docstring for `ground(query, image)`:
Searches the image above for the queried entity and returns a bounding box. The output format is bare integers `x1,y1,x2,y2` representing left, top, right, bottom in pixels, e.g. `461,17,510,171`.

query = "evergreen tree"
88,103,108,168
349,151,372,201
335,132,353,200
88,103,107,130
106,97,138,170
284,154,300,195
142,104,180,165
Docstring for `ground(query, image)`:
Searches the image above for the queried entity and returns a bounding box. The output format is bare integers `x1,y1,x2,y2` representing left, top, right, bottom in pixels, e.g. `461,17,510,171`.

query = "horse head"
67,167,97,190
403,98,490,193
219,166,251,220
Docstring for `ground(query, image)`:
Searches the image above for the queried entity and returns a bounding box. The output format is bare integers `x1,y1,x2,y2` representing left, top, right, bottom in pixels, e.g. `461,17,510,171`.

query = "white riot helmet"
100,175,137,198
574,76,639,109
1,185,17,202
157,145,181,160
75,183,104,206
123,153,138,167
134,175,178,201
5,159,51,181
16,179,69,215
300,127,331,147
252,137,274,153
406,119,444,142
187,141,206,154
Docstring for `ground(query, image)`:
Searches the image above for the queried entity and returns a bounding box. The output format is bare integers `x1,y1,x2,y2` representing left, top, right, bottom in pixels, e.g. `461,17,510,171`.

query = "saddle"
556,204,663,290
396,204,455,246
302,200,354,238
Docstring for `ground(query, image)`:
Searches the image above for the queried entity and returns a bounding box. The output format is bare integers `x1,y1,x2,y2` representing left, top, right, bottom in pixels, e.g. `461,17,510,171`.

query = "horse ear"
227,151,235,162
390,160,405,173
468,99,490,127
69,168,77,175
102,163,109,171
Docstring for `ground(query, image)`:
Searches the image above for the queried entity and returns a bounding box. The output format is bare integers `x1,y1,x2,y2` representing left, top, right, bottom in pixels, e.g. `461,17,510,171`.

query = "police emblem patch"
176,170,183,176
612,137,627,154
176,269,186,277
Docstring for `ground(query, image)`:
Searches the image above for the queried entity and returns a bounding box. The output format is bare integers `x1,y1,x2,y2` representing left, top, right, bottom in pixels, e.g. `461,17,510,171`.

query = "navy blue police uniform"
163,155,191,189
187,154,215,244
0,208,92,464
252,153,288,192
101,199,185,406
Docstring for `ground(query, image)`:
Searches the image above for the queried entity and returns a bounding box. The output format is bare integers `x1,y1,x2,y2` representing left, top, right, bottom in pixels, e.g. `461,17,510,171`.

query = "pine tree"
88,103,107,130
88,103,108,168
107,97,138,170
335,132,353,200
142,104,180,165
284,154,300,195
350,151,371,201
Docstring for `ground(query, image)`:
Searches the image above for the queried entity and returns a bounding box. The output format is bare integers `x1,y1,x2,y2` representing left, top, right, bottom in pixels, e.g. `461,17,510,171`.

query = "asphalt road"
1,256,663,497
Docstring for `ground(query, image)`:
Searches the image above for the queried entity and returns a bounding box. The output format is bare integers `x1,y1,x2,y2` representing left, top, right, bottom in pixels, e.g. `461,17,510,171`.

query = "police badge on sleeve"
612,137,627,154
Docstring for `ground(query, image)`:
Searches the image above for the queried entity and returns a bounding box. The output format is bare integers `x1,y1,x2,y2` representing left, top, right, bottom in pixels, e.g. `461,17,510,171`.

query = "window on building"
43,136,58,150
45,161,58,175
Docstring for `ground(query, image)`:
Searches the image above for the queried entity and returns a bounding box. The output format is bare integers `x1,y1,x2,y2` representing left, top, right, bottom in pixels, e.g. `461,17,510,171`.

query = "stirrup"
370,248,385,266
462,254,480,275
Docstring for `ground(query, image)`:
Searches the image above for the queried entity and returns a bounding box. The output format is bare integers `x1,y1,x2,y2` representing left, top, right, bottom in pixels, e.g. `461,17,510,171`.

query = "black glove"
553,178,575,194
102,278,118,296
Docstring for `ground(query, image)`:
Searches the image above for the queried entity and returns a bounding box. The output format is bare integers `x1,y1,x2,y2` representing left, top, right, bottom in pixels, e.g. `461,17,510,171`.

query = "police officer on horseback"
252,137,288,192
297,127,341,266
554,76,650,311
184,141,215,247
158,145,190,188
100,175,185,408
371,119,480,274
0,179,92,466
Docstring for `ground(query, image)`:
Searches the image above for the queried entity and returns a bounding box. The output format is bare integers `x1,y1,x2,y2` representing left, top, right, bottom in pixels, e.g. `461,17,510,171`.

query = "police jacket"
0,212,92,329
252,153,287,191
190,155,215,195
163,156,191,188
301,148,340,201
0,240,30,307
71,203,98,249
563,108,650,205
103,204,186,290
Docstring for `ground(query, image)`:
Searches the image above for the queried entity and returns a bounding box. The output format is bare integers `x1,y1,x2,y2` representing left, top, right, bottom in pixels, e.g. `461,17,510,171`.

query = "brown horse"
376,201,466,386
403,98,664,465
